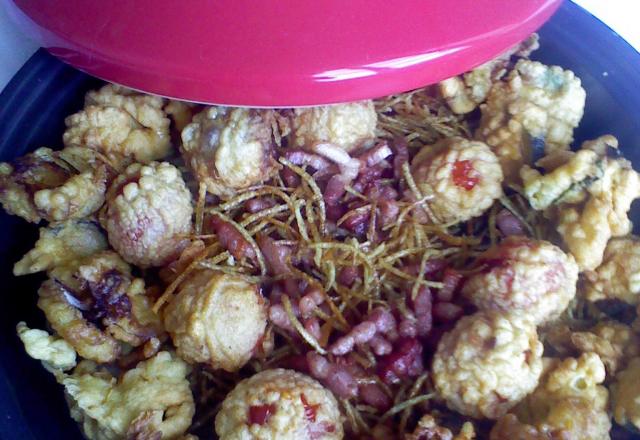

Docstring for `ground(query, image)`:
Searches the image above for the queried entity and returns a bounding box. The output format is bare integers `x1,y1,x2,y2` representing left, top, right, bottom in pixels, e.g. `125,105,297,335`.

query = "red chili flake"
451,160,479,190
248,404,277,425
300,393,319,423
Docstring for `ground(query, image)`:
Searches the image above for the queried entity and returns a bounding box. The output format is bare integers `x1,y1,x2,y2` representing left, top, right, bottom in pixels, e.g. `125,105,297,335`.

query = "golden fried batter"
64,352,194,440
103,162,193,268
63,84,172,164
410,137,503,224
181,107,278,198
439,34,539,114
215,368,343,440
432,311,543,419
16,322,77,371
14,219,107,276
477,60,586,181
39,251,164,362
611,356,640,431
584,236,640,304
492,353,611,440
163,270,267,372
0,147,107,223
462,237,578,324
292,101,377,152
405,415,475,440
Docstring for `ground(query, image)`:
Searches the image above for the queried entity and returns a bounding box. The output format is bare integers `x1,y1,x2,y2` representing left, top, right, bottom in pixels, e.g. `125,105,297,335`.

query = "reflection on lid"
313,68,376,82
366,46,467,69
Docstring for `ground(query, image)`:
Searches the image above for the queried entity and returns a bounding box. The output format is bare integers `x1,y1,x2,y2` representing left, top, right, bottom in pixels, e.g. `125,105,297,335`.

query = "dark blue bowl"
0,1,639,438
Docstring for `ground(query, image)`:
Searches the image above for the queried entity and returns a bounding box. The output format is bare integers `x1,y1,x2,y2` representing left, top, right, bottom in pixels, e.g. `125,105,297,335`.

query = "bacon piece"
337,266,363,287
281,166,301,187
209,216,255,260
323,174,348,207
352,162,387,193
304,318,322,341
369,335,392,356
368,307,397,336
377,338,424,385
437,268,464,302
268,304,294,332
398,318,417,338
299,287,325,317
411,287,433,337
245,197,276,213
257,235,292,275
360,383,392,411
433,302,464,322
378,199,400,227
307,351,331,379
326,365,358,398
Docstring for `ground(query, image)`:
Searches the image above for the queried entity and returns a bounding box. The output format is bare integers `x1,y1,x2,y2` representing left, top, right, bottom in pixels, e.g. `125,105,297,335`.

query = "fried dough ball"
611,356,640,431
556,199,611,273
439,34,539,114
0,147,107,223
13,219,107,276
410,137,503,224
0,147,70,222
492,353,611,440
523,136,640,271
103,161,193,268
215,368,343,439
405,415,476,440
477,60,586,181
35,167,108,222
163,270,267,372
462,237,579,324
164,100,198,133
64,351,194,440
37,278,120,363
63,84,172,164
584,237,640,304
556,148,640,271
16,322,77,371
181,106,277,198
39,251,163,362
292,101,377,152
432,311,543,419
520,149,600,210
571,321,640,374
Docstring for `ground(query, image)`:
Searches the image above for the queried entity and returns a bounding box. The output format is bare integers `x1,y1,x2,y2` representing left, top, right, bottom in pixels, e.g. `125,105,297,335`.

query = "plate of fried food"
1,2,640,439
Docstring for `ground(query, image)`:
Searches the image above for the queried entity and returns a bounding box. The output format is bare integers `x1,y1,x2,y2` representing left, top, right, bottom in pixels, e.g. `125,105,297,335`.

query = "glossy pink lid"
5,0,561,106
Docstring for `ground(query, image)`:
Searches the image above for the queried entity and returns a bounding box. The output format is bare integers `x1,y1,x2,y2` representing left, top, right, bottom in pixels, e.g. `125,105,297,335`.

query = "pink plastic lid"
5,0,561,106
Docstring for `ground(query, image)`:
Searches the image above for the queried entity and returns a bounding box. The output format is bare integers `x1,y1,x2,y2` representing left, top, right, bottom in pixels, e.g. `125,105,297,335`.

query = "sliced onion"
357,141,393,167
312,143,361,181
283,149,332,171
